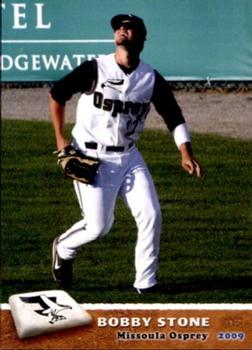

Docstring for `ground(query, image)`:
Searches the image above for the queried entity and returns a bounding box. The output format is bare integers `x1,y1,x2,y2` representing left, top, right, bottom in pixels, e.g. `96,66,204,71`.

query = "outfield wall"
1,0,252,82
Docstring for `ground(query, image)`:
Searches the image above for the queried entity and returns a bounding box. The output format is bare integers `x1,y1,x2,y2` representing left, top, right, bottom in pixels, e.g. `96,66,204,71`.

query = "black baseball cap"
111,14,147,40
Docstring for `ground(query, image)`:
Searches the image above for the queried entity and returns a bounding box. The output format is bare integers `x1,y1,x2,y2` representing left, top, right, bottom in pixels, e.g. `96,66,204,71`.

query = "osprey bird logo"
20,294,72,324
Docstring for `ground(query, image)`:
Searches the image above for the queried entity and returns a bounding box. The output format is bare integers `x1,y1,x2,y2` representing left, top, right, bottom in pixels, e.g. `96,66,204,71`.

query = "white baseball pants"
57,146,162,289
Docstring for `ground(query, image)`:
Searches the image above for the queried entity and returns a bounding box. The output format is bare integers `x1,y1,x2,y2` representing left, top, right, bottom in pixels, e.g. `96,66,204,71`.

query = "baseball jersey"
51,54,187,150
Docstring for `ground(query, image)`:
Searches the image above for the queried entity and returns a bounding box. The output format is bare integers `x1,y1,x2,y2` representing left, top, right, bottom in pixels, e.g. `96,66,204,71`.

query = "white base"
9,290,92,339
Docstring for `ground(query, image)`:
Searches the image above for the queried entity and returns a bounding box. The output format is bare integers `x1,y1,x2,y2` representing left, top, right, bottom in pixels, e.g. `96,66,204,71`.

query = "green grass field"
1,119,252,304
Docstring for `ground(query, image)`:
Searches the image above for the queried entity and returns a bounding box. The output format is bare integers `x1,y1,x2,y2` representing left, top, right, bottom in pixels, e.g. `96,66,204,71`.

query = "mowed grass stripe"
1,119,252,303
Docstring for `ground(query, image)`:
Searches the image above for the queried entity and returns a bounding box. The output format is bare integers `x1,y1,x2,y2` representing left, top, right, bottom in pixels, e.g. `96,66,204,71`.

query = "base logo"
20,294,72,324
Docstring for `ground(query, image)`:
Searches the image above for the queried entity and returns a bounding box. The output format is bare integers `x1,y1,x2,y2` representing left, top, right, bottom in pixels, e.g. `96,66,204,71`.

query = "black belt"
85,142,133,152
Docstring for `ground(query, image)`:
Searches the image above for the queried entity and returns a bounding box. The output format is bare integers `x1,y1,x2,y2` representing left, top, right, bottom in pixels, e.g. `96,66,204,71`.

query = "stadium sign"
1,0,252,82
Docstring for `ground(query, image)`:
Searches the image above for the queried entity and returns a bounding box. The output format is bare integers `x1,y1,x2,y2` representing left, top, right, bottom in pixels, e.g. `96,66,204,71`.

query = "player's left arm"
172,122,202,177
151,70,202,177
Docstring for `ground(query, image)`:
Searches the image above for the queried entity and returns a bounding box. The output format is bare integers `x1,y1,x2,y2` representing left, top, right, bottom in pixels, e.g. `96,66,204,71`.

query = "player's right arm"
50,97,69,150
49,60,97,150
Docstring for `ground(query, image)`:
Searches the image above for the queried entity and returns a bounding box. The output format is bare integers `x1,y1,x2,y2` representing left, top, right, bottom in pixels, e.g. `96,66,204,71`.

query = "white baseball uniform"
50,53,190,289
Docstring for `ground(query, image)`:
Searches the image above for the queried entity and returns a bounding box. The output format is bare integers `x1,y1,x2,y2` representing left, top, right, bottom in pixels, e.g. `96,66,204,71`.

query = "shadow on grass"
163,276,252,295
70,275,252,293
2,276,252,303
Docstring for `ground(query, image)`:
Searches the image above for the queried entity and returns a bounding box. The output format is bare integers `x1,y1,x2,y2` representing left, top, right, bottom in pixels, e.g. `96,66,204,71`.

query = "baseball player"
50,14,202,293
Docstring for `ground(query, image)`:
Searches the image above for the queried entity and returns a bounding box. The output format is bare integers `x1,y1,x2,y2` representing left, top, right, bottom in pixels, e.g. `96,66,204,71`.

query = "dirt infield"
1,308,252,349
2,87,252,140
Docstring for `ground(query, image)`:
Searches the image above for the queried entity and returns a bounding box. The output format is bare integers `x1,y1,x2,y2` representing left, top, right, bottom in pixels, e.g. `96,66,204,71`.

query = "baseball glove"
56,145,100,184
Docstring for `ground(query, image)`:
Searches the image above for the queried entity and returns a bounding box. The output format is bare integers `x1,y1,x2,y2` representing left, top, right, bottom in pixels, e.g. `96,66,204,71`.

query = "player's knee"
149,205,162,227
137,203,162,229
87,219,114,240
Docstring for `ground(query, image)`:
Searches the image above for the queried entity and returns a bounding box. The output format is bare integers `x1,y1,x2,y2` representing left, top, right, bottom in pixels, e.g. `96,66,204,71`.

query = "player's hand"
179,142,202,177
56,138,70,151
181,157,202,177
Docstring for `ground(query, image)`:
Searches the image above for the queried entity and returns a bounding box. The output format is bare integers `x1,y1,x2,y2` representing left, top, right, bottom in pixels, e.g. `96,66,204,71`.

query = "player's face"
114,21,143,46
